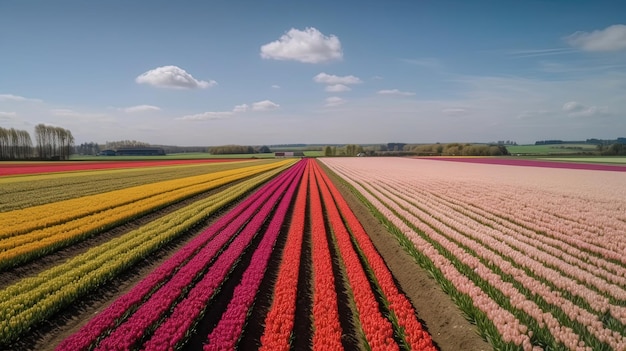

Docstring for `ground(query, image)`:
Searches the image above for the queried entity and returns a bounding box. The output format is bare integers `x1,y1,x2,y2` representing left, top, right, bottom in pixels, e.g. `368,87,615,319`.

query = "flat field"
2,156,624,350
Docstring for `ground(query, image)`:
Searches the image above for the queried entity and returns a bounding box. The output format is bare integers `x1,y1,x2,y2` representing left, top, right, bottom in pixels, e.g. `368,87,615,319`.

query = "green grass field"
542,157,626,164
506,144,598,155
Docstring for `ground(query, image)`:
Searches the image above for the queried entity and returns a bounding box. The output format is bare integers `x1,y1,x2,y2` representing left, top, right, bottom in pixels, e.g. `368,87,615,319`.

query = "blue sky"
1,0,625,146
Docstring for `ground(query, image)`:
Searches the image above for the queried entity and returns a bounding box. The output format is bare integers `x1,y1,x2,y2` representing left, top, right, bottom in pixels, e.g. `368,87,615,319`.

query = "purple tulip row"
145,160,304,351
56,161,303,351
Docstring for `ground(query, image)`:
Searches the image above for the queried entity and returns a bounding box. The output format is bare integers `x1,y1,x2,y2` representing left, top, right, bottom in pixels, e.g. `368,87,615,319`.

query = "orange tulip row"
309,162,344,350
315,161,437,350
259,160,311,351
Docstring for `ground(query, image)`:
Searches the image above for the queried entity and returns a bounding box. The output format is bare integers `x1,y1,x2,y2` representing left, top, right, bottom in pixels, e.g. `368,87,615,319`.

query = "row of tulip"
55,159,298,351
0,159,269,212
308,160,345,350
259,160,435,350
201,160,304,351
56,160,305,351
0,160,291,270
315,161,436,350
321,157,626,351
258,161,311,351
313,162,399,350
369,168,626,346
93,160,305,351
0,161,292,347
1,159,288,237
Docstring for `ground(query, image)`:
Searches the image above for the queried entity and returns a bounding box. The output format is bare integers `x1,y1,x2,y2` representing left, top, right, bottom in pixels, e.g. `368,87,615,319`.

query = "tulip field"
321,157,626,351
2,155,624,351
0,158,437,351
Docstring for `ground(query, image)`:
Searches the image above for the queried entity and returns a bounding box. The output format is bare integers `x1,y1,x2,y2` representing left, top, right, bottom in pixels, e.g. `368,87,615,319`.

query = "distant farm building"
98,149,116,156
274,151,305,158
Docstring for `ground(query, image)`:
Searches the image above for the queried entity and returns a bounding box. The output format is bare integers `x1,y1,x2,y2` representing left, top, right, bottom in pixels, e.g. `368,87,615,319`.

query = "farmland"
1,156,625,350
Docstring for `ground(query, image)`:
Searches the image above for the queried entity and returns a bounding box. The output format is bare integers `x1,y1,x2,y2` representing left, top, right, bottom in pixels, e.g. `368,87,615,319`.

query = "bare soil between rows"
3,167,492,351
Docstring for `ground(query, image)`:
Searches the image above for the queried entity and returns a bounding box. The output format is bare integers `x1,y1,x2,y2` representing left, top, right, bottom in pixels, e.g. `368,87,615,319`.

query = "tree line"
208,145,270,155
0,124,75,160
0,127,33,160
34,124,74,160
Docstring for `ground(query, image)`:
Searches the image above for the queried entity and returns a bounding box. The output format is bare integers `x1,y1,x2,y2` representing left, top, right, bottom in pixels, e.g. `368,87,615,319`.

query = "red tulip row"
258,160,311,351
309,160,345,350
56,160,305,351
202,160,305,351
313,161,399,350
313,161,437,351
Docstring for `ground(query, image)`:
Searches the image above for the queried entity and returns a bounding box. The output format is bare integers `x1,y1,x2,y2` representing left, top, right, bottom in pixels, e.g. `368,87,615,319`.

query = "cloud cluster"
562,101,608,117
178,100,280,121
377,89,415,96
325,96,345,107
314,73,361,97
0,111,17,119
123,105,161,113
261,27,343,63
0,94,42,103
136,66,217,89
566,24,626,52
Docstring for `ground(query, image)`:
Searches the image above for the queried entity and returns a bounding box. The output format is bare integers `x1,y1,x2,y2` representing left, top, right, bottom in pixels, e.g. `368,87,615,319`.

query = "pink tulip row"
201,160,305,351
380,177,626,322
56,160,304,351
384,172,626,326
320,158,626,350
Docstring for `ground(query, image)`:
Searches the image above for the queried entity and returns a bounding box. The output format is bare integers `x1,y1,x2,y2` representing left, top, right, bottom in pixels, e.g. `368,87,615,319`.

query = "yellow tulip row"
1,160,288,237
0,160,294,345
0,160,292,269
0,160,273,212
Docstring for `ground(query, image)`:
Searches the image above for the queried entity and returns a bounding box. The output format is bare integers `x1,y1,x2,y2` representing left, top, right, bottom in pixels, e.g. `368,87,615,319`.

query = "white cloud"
0,111,17,119
313,73,362,85
252,100,280,111
562,101,608,117
325,84,351,92
271,85,281,89
122,105,161,113
566,24,626,52
377,89,416,96
233,104,249,112
0,94,42,102
176,111,233,121
325,96,345,107
260,27,343,63
136,65,217,89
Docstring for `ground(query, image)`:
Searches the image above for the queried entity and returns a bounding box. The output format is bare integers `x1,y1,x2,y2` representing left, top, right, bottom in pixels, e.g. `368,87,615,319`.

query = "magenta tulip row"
202,160,304,351
321,158,626,351
56,160,305,351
